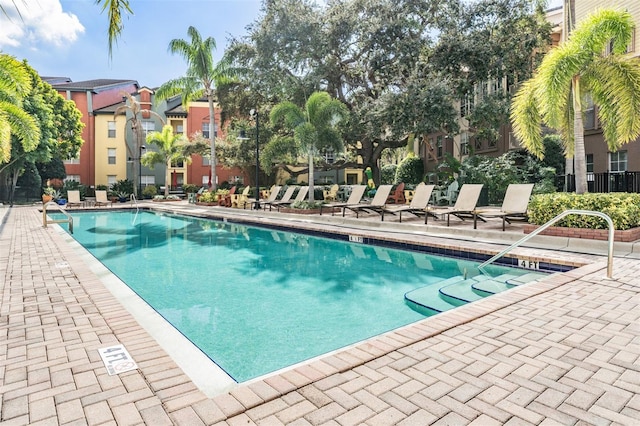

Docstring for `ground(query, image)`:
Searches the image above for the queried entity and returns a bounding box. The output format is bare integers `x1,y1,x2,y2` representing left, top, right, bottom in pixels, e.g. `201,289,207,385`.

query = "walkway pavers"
0,204,638,425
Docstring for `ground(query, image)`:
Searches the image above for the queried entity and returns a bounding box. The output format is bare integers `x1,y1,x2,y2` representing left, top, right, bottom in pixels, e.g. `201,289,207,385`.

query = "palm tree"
114,92,164,197
0,54,40,165
270,91,349,201
141,125,190,197
511,8,640,194
155,26,233,192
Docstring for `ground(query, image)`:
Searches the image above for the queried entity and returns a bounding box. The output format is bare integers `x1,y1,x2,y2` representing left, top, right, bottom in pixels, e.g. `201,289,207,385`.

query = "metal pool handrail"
478,209,614,278
42,201,73,234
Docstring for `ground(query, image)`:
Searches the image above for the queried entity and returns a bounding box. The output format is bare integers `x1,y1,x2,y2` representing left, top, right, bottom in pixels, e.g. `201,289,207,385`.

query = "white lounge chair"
264,186,297,210
274,186,309,211
343,185,393,218
381,183,436,222
427,184,484,226
66,190,83,208
95,190,111,207
320,185,366,216
473,183,535,230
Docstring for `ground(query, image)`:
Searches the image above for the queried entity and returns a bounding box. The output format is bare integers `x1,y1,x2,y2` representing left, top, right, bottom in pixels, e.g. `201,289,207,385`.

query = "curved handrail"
42,201,74,234
478,209,614,278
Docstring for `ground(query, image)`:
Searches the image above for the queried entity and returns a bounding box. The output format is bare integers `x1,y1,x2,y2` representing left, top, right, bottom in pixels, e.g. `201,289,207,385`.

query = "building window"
108,121,116,138
107,175,117,186
460,132,469,155
141,121,155,136
584,94,595,130
324,149,335,164
107,148,116,165
202,156,211,166
475,137,484,151
460,92,474,117
229,176,244,184
171,161,184,168
586,154,594,173
65,175,80,183
202,122,218,138
141,175,155,186
610,151,627,173
202,175,218,185
176,124,184,134
436,135,443,158
64,155,80,164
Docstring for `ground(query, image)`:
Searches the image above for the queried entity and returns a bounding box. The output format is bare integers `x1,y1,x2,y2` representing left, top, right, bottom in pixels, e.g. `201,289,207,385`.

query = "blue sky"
0,0,262,87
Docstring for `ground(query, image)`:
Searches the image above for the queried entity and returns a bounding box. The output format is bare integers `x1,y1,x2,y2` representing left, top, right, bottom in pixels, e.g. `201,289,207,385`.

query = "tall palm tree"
270,91,349,201
114,92,164,197
141,125,190,197
0,54,40,165
155,26,233,192
511,8,640,194
95,0,133,57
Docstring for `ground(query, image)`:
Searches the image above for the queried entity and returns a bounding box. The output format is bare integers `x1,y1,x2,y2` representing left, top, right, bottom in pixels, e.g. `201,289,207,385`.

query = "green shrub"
142,185,158,198
381,164,397,184
395,155,424,184
528,193,640,230
182,184,198,193
198,191,216,203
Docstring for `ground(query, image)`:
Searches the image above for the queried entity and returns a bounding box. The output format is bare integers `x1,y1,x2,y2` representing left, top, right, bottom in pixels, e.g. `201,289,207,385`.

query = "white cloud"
0,0,84,48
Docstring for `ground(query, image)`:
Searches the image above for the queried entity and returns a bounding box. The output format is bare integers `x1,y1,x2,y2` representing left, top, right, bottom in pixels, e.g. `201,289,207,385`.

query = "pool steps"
405,271,548,314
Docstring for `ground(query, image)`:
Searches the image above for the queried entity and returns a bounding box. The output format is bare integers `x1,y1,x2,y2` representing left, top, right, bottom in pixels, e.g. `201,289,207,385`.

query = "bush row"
528,192,640,230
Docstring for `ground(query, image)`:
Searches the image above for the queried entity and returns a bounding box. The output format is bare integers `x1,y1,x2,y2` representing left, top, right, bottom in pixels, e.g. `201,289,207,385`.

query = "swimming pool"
59,210,537,382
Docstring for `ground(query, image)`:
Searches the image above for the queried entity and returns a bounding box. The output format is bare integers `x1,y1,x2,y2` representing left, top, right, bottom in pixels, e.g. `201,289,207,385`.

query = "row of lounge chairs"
318,183,534,231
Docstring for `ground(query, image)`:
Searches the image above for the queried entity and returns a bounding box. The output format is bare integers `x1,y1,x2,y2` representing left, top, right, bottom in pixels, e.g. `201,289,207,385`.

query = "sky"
0,0,263,88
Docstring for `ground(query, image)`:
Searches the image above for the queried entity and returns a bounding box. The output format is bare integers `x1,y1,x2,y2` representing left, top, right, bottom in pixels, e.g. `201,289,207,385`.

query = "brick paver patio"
0,204,638,425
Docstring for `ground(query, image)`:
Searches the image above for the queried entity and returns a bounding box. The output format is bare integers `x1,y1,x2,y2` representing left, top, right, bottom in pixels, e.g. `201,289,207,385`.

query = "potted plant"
42,186,55,203
142,185,158,199
110,179,134,203
53,189,67,205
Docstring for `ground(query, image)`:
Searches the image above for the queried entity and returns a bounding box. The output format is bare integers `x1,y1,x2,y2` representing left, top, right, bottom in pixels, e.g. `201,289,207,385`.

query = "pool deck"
1,202,638,425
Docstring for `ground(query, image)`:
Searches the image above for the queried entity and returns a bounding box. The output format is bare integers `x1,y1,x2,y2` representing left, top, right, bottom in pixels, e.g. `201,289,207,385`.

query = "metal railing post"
478,209,614,278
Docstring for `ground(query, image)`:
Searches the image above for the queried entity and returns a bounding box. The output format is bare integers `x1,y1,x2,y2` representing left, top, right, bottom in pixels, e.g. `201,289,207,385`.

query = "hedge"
528,193,640,230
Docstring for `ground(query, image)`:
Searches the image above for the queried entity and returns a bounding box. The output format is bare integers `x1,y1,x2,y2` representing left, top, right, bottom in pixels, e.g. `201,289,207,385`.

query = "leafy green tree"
269,91,349,201
156,26,234,192
0,54,40,165
511,9,640,194
114,92,164,197
1,59,83,202
142,125,190,196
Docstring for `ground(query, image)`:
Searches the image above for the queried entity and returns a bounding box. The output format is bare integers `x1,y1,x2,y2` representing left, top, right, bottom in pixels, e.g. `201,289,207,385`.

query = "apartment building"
48,78,248,192
45,78,139,188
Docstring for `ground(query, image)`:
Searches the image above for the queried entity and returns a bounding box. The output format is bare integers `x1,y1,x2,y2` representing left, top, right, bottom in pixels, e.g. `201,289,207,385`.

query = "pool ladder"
42,201,73,234
478,209,614,278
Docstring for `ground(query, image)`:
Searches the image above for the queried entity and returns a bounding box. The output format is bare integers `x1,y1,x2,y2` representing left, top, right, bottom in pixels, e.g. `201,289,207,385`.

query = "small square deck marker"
98,344,138,375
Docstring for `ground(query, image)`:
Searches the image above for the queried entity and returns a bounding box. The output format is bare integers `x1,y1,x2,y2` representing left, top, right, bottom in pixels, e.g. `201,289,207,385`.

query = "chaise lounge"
472,183,535,230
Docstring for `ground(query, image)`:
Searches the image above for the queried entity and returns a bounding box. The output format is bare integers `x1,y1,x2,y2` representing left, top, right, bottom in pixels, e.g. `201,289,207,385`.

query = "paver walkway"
0,205,638,425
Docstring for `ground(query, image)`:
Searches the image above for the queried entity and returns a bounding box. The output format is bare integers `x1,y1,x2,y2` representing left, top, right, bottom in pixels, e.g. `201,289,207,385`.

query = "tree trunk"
165,160,171,197
208,97,218,192
572,77,588,194
132,122,144,198
308,152,314,202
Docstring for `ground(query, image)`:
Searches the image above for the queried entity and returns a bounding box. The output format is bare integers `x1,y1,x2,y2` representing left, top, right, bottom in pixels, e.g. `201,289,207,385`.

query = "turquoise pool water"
60,210,528,382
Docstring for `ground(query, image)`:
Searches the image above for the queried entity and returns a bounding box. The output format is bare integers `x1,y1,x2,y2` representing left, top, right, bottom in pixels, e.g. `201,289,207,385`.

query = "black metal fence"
557,172,640,193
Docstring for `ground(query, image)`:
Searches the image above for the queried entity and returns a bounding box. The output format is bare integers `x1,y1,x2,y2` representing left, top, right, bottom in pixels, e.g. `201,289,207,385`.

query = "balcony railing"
557,172,640,193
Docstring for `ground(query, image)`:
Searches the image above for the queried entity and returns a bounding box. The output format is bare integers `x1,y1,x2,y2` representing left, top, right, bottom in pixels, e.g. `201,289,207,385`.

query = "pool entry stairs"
404,272,547,316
